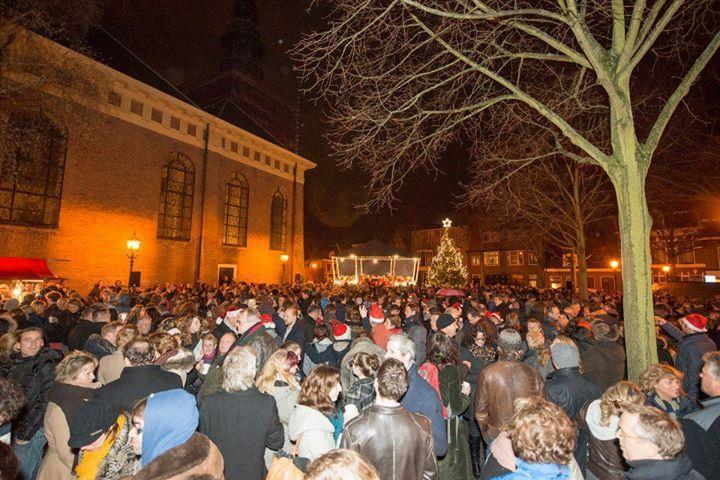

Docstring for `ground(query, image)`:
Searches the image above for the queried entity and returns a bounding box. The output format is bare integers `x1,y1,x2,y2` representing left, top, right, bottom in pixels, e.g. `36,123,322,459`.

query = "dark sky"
91,0,465,257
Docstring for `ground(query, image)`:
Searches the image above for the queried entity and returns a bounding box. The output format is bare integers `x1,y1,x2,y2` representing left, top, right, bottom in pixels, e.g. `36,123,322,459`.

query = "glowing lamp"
280,254,290,263
662,265,671,273
310,262,318,269
126,235,141,251
610,260,619,270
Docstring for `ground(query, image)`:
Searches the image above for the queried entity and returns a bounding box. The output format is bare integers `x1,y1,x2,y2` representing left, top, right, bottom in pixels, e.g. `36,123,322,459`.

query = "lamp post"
610,259,619,293
280,254,289,284
126,233,141,287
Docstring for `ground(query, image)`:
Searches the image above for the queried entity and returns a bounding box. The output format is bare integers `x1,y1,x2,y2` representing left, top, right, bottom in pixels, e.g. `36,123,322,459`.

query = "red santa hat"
451,302,462,310
369,304,385,324
260,313,275,329
682,313,708,333
223,305,241,320
333,322,352,341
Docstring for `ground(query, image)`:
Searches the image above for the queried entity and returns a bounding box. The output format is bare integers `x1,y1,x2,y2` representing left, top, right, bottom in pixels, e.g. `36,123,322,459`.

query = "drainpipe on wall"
289,162,298,282
194,123,210,282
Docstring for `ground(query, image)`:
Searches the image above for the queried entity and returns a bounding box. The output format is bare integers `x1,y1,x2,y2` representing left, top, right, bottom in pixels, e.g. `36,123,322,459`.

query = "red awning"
0,257,57,280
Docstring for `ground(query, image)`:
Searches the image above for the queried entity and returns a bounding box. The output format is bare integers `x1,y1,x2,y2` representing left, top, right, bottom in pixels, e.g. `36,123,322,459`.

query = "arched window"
0,113,67,227
269,188,287,251
224,172,249,246
157,152,194,240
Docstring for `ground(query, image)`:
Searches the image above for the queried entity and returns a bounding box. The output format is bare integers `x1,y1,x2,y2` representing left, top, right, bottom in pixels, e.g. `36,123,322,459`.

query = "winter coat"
302,339,349,376
578,399,627,480
371,323,400,351
401,364,449,457
264,381,300,467
582,339,626,392
545,367,601,421
682,398,720,480
405,316,428,365
624,454,705,480
3,347,61,441
200,388,284,480
438,364,471,480
340,337,385,392
341,404,438,480
83,334,116,360
645,393,698,419
475,356,545,442
97,349,125,385
37,383,99,480
522,348,554,380
66,320,103,352
661,323,717,400
287,404,336,461
120,432,223,480
95,364,182,414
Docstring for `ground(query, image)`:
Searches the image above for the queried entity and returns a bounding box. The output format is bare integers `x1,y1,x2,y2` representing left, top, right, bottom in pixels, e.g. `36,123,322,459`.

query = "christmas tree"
426,219,468,287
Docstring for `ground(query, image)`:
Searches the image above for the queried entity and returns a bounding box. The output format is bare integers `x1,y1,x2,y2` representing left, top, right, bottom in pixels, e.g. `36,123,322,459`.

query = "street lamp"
662,264,671,273
280,254,289,284
127,233,140,287
610,259,619,293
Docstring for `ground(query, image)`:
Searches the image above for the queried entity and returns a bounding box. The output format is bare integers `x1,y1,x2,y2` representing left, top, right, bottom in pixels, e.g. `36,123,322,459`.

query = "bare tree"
477,156,613,298
296,0,720,379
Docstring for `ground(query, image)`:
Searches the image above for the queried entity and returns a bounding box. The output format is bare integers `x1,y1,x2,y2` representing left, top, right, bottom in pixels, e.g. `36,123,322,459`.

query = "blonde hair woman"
579,381,645,480
639,364,698,418
256,348,301,467
38,351,100,480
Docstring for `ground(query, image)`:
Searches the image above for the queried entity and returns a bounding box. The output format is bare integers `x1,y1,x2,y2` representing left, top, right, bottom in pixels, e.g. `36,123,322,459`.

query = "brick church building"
0,7,314,292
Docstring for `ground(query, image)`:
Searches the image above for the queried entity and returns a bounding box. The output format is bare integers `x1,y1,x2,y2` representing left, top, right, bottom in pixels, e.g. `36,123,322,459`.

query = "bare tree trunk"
612,160,658,381
577,230,589,300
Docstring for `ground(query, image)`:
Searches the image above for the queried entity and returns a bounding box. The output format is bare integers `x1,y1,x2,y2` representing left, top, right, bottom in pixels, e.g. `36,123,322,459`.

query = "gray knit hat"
498,328,522,352
551,343,579,369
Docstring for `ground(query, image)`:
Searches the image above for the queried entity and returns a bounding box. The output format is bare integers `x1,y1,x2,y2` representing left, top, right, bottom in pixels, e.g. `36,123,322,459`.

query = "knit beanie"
551,343,579,369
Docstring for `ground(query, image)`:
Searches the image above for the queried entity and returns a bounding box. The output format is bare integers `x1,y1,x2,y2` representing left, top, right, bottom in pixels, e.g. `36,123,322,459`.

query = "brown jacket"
474,356,544,441
37,402,74,480
341,404,437,480
98,349,125,385
121,433,224,480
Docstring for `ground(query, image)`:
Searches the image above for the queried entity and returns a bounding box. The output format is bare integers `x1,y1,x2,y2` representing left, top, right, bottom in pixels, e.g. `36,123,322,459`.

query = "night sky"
91,1,720,259
90,0,465,258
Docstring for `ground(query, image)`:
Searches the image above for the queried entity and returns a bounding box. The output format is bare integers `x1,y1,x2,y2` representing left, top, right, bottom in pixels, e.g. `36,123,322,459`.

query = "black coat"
583,339,626,392
662,323,717,400
282,322,307,347
67,320,103,351
624,455,704,480
545,367,601,421
3,347,61,440
199,388,284,480
95,364,182,414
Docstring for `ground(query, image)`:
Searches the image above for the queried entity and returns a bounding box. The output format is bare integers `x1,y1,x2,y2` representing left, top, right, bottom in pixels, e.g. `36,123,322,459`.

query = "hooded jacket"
578,399,627,480
141,389,198,467
287,404,336,461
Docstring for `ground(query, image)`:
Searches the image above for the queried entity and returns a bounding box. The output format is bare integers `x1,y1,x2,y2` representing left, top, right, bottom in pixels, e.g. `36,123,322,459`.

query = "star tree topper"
442,218,452,228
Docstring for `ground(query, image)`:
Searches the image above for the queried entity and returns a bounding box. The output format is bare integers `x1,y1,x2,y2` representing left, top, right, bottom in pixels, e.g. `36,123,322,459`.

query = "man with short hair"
95,337,182,413
681,351,720,480
475,328,544,443
83,321,121,359
656,314,717,400
618,405,703,479
341,358,438,479
4,328,61,480
386,333,448,456
66,304,107,351
545,340,601,421
280,305,306,346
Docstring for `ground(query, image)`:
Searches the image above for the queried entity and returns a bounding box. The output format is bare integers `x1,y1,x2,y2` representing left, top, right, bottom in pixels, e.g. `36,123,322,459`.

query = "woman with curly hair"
490,397,577,480
177,314,205,352
288,365,343,461
639,363,698,418
38,351,100,480
427,332,471,480
578,381,646,480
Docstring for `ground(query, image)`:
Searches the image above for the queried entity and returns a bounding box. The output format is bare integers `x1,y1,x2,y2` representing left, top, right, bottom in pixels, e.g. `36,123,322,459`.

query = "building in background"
0,30,314,292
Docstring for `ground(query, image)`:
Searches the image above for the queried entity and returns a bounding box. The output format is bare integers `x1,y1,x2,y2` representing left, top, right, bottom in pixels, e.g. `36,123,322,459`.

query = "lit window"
471,254,482,267
507,250,524,266
484,251,500,266
157,152,194,240
223,173,249,246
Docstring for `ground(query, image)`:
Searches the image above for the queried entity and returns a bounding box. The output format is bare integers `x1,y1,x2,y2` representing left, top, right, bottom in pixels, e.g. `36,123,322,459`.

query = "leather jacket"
578,401,627,480
545,367,601,420
341,404,437,480
474,355,544,442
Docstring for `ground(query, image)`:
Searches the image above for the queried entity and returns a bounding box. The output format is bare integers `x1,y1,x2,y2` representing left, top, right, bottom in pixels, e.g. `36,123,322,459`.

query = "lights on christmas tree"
426,219,468,288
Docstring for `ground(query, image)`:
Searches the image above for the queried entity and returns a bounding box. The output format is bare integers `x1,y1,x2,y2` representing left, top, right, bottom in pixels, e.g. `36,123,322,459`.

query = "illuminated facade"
0,31,315,292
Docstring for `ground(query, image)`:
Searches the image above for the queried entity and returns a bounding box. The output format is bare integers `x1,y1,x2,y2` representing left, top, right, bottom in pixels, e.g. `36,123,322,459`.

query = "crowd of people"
1,279,719,480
